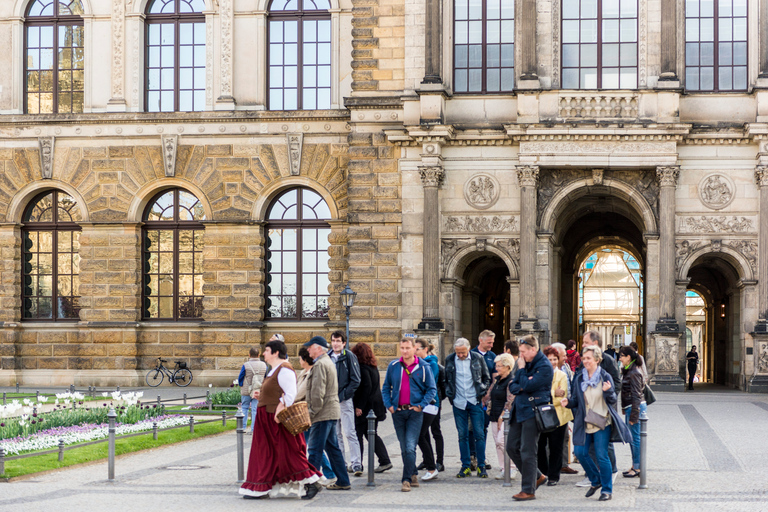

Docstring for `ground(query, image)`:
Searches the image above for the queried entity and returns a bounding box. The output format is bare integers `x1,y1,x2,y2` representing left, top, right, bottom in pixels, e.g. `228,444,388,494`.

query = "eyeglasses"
519,338,534,347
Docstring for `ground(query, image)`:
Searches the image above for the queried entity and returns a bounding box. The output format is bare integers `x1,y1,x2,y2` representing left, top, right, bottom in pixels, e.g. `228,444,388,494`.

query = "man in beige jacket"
304,336,351,490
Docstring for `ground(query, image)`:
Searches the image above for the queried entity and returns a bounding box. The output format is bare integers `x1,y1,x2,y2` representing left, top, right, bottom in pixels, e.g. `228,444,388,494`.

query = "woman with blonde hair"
537,346,573,486
483,352,517,480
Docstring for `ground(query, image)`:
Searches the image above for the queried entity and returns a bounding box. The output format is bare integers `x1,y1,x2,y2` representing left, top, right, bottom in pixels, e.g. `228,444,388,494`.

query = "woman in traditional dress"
240,339,322,500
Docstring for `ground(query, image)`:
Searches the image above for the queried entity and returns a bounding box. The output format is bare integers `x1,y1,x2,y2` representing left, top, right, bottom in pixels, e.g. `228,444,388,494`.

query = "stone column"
750,166,768,391
422,0,442,84
516,165,538,328
417,165,444,330
760,0,768,78
659,0,678,81
518,0,538,81
656,166,679,329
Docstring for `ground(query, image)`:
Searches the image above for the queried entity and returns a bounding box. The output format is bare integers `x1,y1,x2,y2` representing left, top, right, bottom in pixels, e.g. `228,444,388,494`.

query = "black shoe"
599,493,612,501
485,461,492,470
585,484,601,498
302,483,321,500
416,462,426,471
243,494,268,500
437,463,445,472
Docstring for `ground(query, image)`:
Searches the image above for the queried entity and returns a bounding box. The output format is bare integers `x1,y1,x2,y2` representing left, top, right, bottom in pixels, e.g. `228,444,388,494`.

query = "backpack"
437,363,446,402
246,362,265,396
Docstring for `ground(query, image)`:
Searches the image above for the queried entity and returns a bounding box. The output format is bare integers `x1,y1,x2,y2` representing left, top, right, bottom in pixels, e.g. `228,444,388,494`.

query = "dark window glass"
22,190,82,321
142,189,206,320
685,0,747,92
268,0,332,110
25,0,84,114
146,0,206,112
454,0,515,93
561,0,637,89
266,188,331,319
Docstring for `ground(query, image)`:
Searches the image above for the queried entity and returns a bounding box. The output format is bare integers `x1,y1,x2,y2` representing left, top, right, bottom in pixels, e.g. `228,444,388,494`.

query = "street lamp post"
340,284,357,349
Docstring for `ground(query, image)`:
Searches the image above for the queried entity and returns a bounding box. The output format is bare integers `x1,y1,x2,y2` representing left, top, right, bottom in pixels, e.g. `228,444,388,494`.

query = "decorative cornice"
656,166,680,187
419,166,445,188
756,166,768,187
517,165,539,187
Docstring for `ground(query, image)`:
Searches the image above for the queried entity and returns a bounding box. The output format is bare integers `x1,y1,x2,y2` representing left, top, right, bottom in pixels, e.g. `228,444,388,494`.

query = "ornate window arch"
265,187,331,319
142,188,206,320
22,190,82,320
684,0,747,91
24,0,84,114
453,0,515,93
268,0,332,110
145,0,206,112
561,0,638,89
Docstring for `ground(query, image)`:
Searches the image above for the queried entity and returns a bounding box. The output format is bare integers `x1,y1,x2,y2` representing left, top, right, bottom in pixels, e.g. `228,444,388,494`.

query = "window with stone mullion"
454,0,515,93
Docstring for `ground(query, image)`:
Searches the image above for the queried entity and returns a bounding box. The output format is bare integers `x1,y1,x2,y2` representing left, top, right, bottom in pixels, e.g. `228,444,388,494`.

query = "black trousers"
537,423,567,481
688,364,697,389
429,406,445,465
506,416,542,494
354,414,391,466
417,411,437,471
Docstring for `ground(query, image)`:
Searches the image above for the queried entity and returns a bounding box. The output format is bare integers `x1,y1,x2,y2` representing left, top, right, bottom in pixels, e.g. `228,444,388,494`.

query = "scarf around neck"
581,367,602,393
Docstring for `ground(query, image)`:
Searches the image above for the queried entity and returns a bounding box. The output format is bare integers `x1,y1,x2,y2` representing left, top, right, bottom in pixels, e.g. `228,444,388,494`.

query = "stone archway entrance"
459,256,510,354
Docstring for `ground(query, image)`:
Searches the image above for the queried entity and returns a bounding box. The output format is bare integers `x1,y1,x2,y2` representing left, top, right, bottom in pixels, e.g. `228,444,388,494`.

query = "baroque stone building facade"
1,0,768,391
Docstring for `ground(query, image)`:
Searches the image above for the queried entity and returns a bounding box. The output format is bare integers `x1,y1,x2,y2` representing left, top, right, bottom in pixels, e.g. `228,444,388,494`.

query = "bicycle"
145,358,193,387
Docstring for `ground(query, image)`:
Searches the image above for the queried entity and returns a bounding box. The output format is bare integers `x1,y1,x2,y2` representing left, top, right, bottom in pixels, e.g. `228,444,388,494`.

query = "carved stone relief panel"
675,240,704,272
610,169,659,217
440,239,470,272
112,0,126,100
758,342,768,374
536,169,589,222
443,215,517,233
678,216,755,234
161,135,179,177
464,174,499,209
698,174,735,210
655,336,678,372
39,137,54,179
727,240,758,274
287,134,303,176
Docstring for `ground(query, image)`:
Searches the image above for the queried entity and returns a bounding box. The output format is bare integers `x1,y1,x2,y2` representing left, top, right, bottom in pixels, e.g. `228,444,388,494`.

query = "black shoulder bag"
532,397,560,433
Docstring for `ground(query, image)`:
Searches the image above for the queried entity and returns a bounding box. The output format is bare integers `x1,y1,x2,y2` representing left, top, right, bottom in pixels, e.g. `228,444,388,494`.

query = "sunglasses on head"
519,338,533,347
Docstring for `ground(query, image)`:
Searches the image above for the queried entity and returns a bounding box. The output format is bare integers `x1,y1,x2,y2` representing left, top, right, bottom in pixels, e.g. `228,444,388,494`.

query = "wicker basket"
276,401,311,436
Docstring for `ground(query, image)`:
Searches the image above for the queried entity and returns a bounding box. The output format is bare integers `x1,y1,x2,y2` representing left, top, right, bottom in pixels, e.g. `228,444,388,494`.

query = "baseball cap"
303,336,328,348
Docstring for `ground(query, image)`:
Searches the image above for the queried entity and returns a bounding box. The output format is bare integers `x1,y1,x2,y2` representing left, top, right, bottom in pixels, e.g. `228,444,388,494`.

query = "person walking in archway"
686,346,699,390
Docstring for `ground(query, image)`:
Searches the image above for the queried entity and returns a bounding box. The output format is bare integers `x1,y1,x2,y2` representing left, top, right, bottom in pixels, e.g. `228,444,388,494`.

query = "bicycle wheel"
145,368,164,387
173,368,193,387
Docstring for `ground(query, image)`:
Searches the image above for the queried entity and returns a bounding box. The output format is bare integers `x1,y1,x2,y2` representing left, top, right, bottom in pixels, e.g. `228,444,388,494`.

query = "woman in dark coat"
351,342,392,472
618,345,645,478
561,345,631,502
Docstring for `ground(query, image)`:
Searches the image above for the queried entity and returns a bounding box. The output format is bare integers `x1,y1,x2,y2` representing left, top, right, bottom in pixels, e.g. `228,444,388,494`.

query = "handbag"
532,399,560,433
643,384,656,406
584,393,609,430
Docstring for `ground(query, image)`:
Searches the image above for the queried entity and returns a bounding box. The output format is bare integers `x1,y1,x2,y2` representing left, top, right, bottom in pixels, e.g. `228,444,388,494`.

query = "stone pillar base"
513,319,547,345
650,373,685,391
747,375,768,393
414,328,448,362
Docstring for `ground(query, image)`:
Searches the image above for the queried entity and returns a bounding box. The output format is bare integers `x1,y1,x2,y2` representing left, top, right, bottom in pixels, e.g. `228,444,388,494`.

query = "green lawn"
0,419,237,479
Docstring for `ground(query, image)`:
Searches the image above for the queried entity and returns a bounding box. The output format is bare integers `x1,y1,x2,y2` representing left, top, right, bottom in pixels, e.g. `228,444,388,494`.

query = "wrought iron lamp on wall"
340,284,357,349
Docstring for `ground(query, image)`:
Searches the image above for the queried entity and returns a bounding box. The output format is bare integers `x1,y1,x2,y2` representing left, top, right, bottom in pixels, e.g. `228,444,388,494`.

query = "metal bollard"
107,408,117,481
0,447,5,476
183,392,187,405
366,409,376,487
16,382,19,393
58,439,65,462
503,409,512,487
33,405,37,416
157,395,161,407
638,408,649,489
70,384,74,393
36,390,39,401
153,422,158,441
207,390,212,411
222,410,227,426
235,409,245,483
2,392,5,405
116,385,120,393
189,415,195,434
71,401,75,411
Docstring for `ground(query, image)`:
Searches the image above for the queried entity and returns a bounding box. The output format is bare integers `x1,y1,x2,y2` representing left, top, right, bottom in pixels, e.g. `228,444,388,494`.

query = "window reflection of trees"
22,190,82,320
142,189,205,320
266,188,331,320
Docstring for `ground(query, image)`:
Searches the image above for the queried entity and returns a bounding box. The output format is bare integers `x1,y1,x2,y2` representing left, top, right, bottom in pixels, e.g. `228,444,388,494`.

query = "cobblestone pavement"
2,387,768,512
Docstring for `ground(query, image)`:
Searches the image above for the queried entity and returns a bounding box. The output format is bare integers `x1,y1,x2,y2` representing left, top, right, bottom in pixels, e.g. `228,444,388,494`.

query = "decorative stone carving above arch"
676,240,757,282
441,237,520,281
698,173,735,210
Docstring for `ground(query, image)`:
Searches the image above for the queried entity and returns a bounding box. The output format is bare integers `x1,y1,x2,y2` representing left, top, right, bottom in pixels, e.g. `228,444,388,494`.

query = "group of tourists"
237,328,649,503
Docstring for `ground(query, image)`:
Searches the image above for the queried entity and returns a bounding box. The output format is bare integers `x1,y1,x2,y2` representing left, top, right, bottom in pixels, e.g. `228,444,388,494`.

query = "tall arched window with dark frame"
265,188,331,320
142,189,206,321
24,0,85,113
22,190,82,321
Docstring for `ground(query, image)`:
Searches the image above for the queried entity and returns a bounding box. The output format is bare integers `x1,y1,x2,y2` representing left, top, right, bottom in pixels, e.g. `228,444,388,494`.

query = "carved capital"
516,165,539,187
39,136,54,179
419,166,445,187
756,165,768,187
656,165,680,187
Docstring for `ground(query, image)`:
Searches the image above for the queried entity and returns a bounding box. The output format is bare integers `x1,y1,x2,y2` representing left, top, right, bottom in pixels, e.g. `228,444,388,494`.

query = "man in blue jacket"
507,335,553,501
382,337,437,492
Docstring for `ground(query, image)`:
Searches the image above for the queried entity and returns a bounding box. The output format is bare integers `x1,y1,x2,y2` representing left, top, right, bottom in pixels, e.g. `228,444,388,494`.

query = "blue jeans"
305,425,337,479
453,402,487,469
307,420,350,487
575,425,613,494
240,395,257,428
624,403,647,470
392,409,423,483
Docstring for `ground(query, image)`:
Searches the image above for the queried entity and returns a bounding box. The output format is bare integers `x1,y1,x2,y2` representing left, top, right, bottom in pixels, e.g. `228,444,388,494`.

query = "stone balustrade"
558,92,639,120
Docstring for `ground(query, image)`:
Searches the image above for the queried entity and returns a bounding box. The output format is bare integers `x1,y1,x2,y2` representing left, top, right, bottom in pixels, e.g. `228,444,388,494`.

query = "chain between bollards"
58,439,65,462
235,408,245,483
638,408,649,489
503,409,512,487
107,408,117,481
366,409,376,487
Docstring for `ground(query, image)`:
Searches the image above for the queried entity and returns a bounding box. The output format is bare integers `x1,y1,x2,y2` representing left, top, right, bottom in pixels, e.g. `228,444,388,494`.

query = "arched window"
454,0,515,93
268,0,332,110
685,0,747,91
266,188,331,319
142,189,206,320
25,0,84,114
22,190,82,320
561,0,638,89
145,0,206,112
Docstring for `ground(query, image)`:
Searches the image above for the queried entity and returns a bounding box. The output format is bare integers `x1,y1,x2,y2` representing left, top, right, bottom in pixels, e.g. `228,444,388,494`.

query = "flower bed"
0,415,189,456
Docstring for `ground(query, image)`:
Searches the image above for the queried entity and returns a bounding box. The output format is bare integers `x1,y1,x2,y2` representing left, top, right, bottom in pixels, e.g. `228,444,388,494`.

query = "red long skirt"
239,407,321,498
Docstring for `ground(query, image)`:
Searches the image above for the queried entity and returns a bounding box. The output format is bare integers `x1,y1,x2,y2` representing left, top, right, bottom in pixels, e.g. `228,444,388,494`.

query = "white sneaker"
612,472,618,484
319,477,336,487
575,477,592,487
421,469,439,481
495,471,504,480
